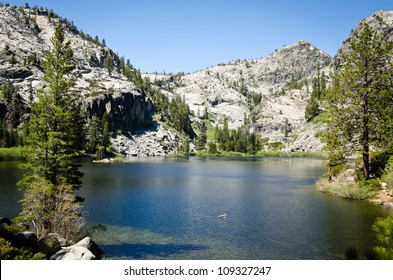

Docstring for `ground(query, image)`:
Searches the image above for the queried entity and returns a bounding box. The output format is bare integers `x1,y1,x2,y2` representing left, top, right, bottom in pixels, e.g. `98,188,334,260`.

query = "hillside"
0,5,184,156
1,5,392,156
147,40,332,152
146,10,393,153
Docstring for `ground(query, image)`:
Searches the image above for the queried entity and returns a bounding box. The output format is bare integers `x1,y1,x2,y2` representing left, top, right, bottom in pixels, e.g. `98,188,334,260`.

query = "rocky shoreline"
316,169,393,208
0,217,103,260
110,123,187,157
369,188,393,207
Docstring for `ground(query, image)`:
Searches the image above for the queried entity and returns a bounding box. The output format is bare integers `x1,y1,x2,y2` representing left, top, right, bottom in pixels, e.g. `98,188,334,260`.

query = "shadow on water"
100,243,208,259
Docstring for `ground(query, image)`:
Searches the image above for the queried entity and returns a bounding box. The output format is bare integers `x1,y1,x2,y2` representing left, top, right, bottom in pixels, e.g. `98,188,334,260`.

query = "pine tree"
196,122,207,150
183,138,190,155
86,115,101,154
103,52,114,75
18,24,85,240
86,113,111,159
101,112,111,149
323,21,393,179
5,90,21,128
208,141,217,154
0,118,5,147
1,80,16,102
372,213,393,259
305,63,326,122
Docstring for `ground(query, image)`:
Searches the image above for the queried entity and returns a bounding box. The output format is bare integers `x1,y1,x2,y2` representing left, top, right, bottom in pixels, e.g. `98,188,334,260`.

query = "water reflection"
0,157,391,259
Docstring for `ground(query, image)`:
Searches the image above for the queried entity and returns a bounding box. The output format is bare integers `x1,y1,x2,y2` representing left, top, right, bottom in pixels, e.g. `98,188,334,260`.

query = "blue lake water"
0,157,391,259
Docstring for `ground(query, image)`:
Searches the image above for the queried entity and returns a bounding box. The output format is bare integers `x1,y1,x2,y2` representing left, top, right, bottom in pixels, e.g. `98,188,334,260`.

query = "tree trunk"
363,143,370,180
362,91,370,180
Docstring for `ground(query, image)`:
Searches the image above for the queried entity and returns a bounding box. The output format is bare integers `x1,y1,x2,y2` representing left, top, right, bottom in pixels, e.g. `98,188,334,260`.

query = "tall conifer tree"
18,24,85,240
323,21,393,179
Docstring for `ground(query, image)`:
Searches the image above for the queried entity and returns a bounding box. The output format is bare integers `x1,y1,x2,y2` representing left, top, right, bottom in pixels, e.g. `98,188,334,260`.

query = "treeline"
0,81,26,148
0,80,111,159
305,63,327,121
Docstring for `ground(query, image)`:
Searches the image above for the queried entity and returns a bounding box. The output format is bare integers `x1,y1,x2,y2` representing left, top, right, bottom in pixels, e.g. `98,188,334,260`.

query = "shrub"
316,177,379,200
0,146,28,161
0,237,46,260
382,156,393,187
370,151,392,178
267,142,284,151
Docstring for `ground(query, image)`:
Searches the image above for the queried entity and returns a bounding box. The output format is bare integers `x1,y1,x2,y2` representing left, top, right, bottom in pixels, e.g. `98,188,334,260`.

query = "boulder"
336,169,357,185
0,217,12,226
14,231,38,248
72,237,104,259
86,239,104,260
93,158,110,163
50,236,103,260
37,233,65,258
50,248,77,260
70,245,95,260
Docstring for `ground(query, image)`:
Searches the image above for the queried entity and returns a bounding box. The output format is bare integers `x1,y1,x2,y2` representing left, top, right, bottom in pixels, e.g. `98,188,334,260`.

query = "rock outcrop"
0,5,176,156
50,237,104,260
37,233,65,258
111,123,184,157
84,90,154,132
0,216,103,260
337,10,393,58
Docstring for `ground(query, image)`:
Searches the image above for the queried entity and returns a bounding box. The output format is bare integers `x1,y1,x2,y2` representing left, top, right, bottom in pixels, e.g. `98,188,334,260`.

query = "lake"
0,157,391,259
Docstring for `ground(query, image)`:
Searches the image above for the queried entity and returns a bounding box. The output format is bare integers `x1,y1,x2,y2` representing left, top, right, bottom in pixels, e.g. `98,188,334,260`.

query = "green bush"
316,177,379,200
382,156,393,187
267,142,284,151
0,146,28,161
0,237,46,260
0,224,46,260
370,151,392,178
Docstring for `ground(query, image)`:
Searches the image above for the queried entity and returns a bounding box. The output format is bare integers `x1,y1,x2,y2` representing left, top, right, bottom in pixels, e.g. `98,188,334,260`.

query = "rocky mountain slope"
0,5,183,156
337,10,393,57
147,10,393,153
148,40,332,152
1,6,392,156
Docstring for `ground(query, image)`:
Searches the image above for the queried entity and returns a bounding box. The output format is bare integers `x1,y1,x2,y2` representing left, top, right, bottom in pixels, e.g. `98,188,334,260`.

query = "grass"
194,149,325,158
0,146,29,161
256,150,324,158
315,177,380,200
196,150,257,157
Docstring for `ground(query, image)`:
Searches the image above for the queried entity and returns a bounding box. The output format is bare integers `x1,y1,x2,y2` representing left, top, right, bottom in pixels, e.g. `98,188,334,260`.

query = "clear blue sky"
6,0,393,73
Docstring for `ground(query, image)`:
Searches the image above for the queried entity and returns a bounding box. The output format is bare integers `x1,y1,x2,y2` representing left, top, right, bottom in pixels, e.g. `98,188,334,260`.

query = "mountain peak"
336,10,393,58
275,40,329,57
